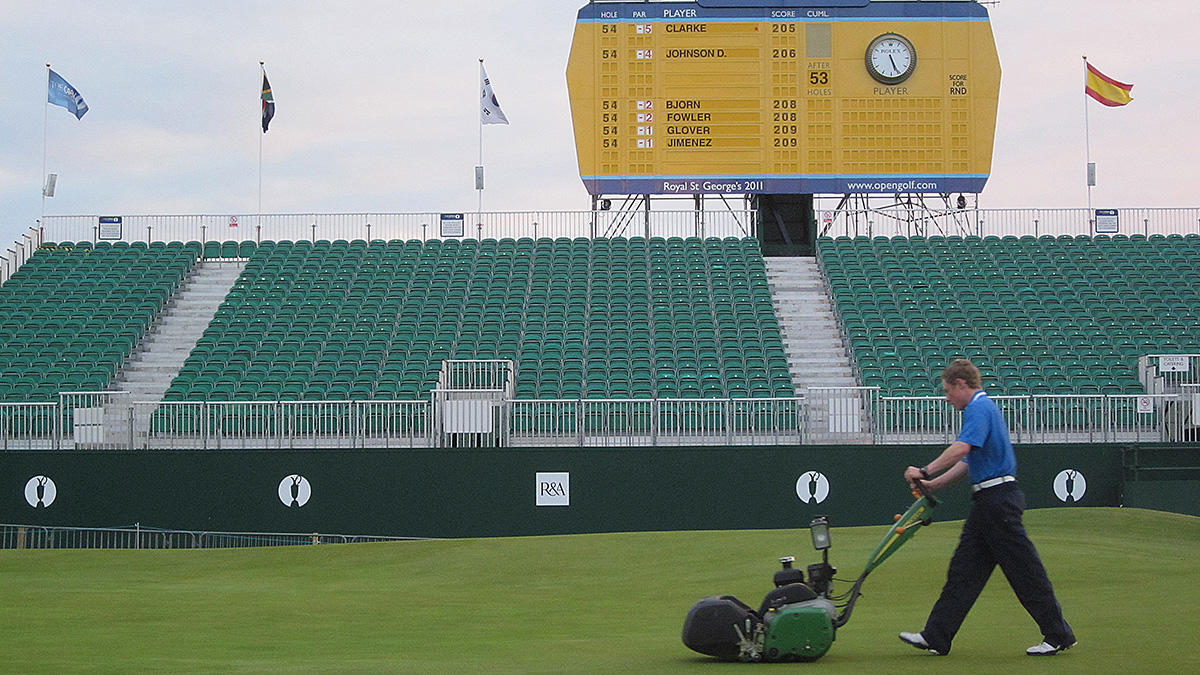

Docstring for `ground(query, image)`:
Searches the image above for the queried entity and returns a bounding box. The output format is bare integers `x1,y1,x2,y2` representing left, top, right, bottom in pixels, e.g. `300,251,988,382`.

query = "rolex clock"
866,33,916,85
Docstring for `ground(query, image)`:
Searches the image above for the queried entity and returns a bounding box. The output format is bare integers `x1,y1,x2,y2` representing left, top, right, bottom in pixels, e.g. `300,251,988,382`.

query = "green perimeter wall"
6,443,1183,538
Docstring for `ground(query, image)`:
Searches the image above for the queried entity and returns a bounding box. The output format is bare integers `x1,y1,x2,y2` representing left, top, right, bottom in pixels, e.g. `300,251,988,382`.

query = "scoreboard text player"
566,0,1001,196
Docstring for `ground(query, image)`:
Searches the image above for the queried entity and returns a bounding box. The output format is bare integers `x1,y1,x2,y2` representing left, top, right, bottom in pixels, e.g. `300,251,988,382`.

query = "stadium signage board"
439,213,465,238
566,0,1001,195
1158,355,1191,373
98,216,123,240
1094,208,1119,233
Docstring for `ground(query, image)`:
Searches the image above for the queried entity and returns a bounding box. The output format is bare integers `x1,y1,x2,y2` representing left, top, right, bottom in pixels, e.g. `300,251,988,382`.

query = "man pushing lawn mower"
899,359,1076,657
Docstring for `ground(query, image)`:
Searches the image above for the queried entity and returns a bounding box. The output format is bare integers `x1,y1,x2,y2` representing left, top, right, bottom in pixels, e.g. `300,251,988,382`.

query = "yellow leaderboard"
566,1,1000,195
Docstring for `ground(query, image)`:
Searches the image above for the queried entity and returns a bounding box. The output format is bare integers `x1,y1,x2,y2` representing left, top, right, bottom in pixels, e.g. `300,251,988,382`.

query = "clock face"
866,33,916,85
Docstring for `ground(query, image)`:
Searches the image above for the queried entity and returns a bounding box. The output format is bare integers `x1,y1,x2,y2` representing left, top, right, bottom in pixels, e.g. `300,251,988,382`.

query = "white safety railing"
0,402,57,450
508,397,805,447
3,392,1192,450
142,400,434,450
877,393,1183,445
804,387,880,444
0,226,44,287
37,209,758,246
813,206,1200,239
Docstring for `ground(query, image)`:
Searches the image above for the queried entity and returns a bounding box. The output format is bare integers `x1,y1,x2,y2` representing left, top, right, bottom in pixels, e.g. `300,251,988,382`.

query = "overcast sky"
2,0,1197,250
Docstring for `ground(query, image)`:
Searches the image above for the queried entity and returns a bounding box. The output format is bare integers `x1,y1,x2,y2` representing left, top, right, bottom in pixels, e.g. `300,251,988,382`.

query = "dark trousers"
922,482,1074,654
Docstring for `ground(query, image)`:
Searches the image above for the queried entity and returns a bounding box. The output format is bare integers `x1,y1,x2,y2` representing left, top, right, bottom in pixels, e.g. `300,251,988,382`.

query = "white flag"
480,62,509,125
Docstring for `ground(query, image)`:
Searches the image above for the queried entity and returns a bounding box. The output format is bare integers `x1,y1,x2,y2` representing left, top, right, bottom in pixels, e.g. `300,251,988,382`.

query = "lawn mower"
682,484,939,662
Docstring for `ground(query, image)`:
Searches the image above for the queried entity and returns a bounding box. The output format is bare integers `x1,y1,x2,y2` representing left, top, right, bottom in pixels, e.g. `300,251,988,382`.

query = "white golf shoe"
1026,639,1076,656
899,632,945,655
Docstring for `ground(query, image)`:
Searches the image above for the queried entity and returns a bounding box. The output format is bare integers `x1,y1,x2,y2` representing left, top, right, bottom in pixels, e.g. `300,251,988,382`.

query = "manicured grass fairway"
0,508,1196,673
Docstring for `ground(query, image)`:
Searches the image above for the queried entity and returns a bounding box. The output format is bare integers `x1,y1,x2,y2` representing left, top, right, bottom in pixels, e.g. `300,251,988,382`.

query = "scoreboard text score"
566,1,1001,196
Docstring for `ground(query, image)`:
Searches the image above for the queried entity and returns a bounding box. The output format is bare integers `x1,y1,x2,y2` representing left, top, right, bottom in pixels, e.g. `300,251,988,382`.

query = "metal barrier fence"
143,400,433,449
508,397,806,447
0,523,432,549
37,206,1200,246
3,391,1190,449
877,393,1184,445
0,402,57,450
37,209,758,246
812,206,1200,239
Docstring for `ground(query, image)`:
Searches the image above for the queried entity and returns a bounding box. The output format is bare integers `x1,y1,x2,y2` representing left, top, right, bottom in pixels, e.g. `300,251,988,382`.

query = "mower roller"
682,481,939,662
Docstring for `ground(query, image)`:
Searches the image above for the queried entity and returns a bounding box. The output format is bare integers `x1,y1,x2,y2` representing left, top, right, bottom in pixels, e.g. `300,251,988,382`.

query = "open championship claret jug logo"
1053,469,1087,503
278,475,312,507
795,471,830,504
24,476,57,508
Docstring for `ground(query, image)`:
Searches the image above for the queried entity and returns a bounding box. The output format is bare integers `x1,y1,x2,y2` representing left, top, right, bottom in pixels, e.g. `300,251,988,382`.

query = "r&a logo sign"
536,472,570,507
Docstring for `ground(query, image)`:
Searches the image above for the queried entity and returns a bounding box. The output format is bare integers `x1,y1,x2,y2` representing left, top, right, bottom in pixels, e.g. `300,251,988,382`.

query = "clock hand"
890,54,898,72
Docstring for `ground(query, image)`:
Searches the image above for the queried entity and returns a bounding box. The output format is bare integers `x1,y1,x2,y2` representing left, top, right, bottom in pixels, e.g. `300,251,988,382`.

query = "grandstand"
166,236,794,403
821,233,1200,395
0,241,198,401
1,211,1198,449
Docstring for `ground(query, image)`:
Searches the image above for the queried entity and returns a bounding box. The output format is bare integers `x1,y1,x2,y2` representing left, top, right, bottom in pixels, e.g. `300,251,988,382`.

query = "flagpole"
259,61,265,228
478,59,485,222
42,63,50,225
1083,55,1093,218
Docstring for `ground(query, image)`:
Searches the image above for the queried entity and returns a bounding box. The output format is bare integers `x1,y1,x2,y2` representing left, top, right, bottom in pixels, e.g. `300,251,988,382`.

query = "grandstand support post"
725,399,732,444
590,195,598,238
695,194,704,238
644,195,651,238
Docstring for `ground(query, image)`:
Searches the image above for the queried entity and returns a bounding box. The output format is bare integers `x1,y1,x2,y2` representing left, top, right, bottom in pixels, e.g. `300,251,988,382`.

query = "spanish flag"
1085,62,1133,107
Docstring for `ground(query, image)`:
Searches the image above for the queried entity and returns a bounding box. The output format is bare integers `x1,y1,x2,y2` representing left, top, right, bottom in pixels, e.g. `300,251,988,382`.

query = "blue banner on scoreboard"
582,174,989,195
577,0,989,21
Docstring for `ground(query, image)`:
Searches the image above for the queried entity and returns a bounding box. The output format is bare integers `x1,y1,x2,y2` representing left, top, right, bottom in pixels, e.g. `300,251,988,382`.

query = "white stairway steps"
765,257,857,390
115,259,246,402
98,260,245,447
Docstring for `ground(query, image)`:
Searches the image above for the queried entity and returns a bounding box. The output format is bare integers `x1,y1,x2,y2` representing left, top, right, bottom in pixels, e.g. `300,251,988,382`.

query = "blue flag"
48,69,88,120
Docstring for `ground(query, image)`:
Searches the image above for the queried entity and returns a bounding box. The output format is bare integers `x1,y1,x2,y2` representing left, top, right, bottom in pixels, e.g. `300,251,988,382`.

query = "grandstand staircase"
765,257,871,440
103,260,246,445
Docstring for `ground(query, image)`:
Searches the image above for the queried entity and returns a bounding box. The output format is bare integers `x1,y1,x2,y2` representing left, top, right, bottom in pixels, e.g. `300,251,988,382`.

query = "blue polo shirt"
957,390,1017,484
